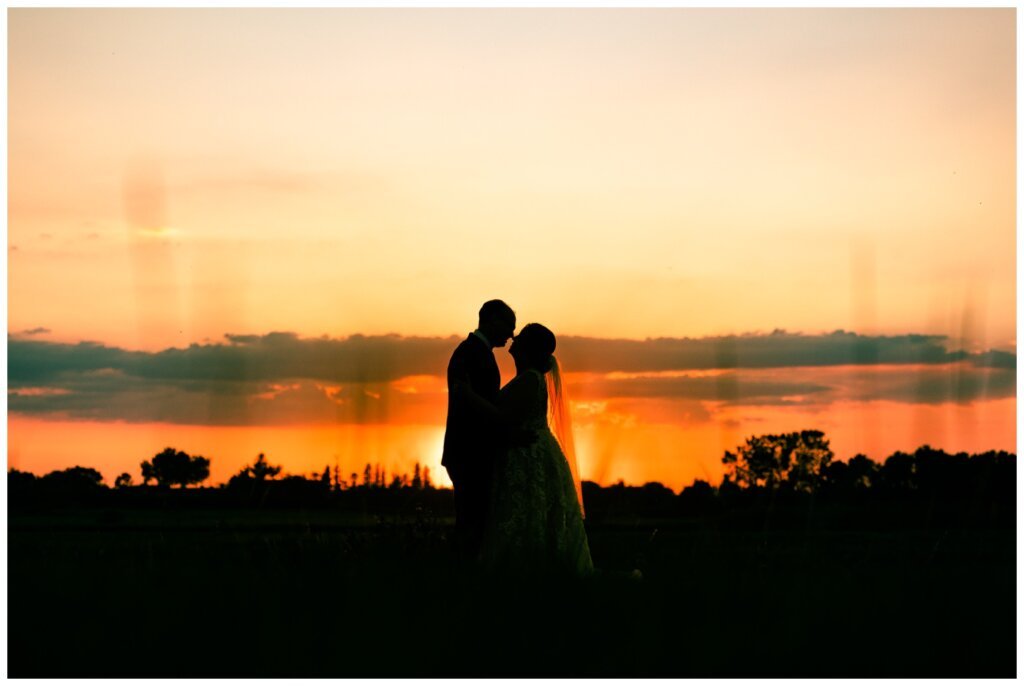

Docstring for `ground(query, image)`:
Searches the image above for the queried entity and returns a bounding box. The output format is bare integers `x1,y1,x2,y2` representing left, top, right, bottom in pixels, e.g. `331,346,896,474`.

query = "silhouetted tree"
9,468,37,487
966,450,1015,520
412,463,423,490
786,431,833,492
912,445,969,498
114,473,133,489
722,430,833,492
423,466,432,489
140,448,210,489
321,466,332,489
879,451,916,494
8,468,38,502
825,453,879,497
37,466,106,501
363,464,373,487
225,453,282,496
44,466,104,486
141,461,156,486
633,482,677,516
718,476,741,499
678,479,716,514
846,454,879,489
247,453,282,482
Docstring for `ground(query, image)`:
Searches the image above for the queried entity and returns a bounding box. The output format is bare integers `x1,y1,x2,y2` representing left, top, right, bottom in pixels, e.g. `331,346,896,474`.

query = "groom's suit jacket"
441,333,502,474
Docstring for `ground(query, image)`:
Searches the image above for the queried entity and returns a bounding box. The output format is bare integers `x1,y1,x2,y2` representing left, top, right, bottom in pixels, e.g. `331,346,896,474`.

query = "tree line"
7,430,1015,526
580,430,1014,527
8,447,441,500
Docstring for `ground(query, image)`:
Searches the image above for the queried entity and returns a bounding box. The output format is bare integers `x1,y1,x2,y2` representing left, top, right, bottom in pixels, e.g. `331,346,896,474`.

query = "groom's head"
479,299,516,348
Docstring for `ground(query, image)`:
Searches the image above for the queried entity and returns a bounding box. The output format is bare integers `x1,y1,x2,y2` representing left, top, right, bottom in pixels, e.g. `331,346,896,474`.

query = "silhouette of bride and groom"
442,299,593,577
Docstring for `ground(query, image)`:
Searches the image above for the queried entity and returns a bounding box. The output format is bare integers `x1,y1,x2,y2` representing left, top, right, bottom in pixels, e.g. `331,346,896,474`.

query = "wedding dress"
480,366,594,577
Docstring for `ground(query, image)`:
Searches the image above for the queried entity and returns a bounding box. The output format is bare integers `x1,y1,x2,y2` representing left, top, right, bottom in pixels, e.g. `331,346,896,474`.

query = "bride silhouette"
455,323,593,577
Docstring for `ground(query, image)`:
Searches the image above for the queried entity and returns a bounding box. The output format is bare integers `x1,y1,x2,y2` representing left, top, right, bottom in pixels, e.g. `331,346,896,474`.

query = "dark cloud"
8,374,444,427
9,330,1001,387
837,365,1017,405
567,363,1015,412
21,327,52,336
7,331,1015,425
9,340,138,384
136,332,459,384
8,333,458,386
703,364,1018,407
556,330,970,372
968,350,1016,370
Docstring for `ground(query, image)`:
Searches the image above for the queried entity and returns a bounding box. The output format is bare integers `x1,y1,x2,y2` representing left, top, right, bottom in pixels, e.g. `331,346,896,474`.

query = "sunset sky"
7,8,1016,490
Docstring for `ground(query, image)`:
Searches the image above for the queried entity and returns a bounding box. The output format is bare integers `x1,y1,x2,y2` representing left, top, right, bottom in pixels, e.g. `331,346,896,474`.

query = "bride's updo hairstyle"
515,323,557,373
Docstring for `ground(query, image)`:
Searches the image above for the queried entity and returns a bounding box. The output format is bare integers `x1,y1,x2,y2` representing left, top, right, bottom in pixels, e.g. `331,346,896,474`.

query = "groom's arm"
450,376,502,424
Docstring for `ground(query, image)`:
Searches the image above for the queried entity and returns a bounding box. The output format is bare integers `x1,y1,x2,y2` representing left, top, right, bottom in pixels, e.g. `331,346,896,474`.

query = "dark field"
9,506,1015,677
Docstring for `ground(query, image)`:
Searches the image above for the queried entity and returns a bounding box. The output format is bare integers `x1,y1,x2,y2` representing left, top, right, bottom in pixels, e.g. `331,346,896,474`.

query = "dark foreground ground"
9,507,1015,677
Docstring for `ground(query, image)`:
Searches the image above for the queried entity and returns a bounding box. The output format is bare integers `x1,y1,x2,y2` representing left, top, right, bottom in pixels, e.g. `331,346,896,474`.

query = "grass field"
9,507,1016,677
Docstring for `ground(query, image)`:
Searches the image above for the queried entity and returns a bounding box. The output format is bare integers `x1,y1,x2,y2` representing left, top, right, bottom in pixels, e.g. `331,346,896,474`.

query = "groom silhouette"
442,299,516,559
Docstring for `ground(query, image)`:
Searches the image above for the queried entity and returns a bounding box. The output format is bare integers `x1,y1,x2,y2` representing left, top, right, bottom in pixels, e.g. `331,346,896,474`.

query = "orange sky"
6,9,1017,488
7,396,1015,492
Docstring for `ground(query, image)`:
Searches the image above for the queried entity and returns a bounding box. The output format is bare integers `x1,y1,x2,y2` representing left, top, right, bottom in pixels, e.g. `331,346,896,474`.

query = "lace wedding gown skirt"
481,372,594,577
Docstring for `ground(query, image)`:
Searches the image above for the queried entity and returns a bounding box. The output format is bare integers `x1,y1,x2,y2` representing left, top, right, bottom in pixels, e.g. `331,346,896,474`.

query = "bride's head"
509,323,556,374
